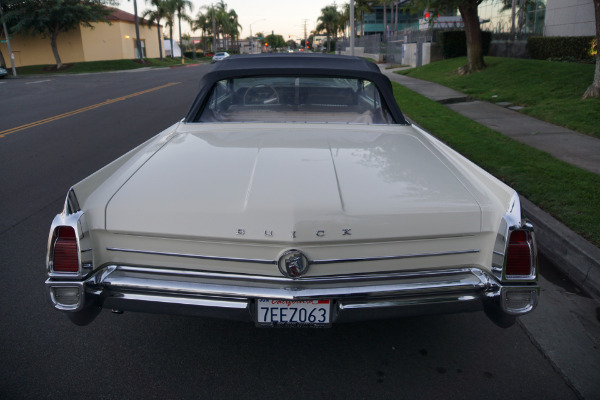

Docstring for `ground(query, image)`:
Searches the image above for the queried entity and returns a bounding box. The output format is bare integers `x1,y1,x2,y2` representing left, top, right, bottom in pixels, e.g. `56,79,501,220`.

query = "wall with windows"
479,0,546,36
357,5,419,35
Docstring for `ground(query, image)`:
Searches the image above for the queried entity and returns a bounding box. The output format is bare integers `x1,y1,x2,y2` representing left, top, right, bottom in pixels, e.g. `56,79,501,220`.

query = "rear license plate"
256,299,331,327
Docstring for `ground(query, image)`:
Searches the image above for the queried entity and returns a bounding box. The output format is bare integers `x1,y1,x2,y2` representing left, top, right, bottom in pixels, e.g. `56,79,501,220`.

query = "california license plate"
256,299,331,327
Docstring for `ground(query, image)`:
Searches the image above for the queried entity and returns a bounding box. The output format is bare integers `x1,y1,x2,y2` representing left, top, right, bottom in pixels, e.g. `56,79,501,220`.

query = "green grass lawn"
392,82,600,247
16,57,203,75
397,57,600,138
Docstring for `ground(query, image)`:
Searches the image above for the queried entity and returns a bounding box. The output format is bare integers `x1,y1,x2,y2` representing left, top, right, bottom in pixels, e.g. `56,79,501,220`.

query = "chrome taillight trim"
47,190,94,279
492,193,537,282
503,224,537,281
106,247,480,267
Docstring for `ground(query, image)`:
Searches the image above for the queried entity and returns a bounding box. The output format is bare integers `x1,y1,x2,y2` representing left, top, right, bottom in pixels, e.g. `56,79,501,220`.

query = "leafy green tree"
142,0,169,60
409,0,485,74
583,0,599,99
316,4,340,52
264,33,286,50
1,0,113,69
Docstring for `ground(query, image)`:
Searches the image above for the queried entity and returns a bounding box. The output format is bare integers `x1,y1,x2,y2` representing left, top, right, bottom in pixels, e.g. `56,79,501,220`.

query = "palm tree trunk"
170,25,174,58
157,15,163,60
133,0,143,60
178,13,183,58
383,1,387,41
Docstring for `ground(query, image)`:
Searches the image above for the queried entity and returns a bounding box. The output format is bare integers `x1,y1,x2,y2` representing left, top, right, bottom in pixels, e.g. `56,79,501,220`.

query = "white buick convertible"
46,54,538,327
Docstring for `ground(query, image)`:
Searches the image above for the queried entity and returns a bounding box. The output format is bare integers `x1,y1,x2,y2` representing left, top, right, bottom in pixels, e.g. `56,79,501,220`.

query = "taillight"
52,226,79,273
505,230,532,276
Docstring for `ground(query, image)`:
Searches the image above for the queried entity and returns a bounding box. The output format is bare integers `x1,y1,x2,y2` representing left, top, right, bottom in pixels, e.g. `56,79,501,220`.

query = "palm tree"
355,0,373,37
142,0,168,60
162,0,177,57
171,0,193,57
215,1,228,50
338,4,350,39
316,5,340,52
202,4,218,51
225,9,241,52
193,11,211,54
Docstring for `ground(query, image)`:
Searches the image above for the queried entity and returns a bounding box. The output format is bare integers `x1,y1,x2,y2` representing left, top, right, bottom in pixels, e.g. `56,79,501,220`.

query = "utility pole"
303,19,307,50
0,0,16,76
212,4,217,52
350,0,355,56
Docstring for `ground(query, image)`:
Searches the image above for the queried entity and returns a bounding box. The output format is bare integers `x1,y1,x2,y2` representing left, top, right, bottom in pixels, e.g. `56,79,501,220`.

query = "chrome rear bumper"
45,265,539,327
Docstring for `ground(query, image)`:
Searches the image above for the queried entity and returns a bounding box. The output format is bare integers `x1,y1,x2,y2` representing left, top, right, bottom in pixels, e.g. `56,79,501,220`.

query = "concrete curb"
521,197,600,301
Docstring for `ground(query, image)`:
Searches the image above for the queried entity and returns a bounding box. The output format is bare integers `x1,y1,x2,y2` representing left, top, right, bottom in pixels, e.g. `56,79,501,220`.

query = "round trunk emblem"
278,250,309,278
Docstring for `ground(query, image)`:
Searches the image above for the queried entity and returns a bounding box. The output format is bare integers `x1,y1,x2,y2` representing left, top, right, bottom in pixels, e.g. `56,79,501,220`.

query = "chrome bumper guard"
45,265,539,327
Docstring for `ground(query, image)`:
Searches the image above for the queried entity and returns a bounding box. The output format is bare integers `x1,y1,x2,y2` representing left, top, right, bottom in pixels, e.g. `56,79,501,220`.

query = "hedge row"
436,30,492,58
526,36,596,61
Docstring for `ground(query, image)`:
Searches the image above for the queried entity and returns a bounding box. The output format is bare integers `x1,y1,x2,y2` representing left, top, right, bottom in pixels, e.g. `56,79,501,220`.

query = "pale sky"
118,0,338,41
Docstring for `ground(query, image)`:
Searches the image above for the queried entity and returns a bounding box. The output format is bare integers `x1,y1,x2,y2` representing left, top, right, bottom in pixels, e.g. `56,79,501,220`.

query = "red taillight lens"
52,226,79,273
505,230,532,276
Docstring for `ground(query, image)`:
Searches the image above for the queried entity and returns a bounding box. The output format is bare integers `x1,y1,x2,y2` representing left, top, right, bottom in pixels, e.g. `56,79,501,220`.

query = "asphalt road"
0,66,583,399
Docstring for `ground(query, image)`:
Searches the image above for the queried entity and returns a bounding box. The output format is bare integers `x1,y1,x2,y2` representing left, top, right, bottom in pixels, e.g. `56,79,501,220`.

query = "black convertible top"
184,53,407,124
210,53,381,75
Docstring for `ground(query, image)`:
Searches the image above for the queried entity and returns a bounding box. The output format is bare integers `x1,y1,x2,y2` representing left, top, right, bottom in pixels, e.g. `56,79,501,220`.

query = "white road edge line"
25,80,51,85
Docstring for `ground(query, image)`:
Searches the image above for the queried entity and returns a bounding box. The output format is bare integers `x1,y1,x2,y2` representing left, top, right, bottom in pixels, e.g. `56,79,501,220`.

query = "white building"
163,40,182,57
544,0,596,36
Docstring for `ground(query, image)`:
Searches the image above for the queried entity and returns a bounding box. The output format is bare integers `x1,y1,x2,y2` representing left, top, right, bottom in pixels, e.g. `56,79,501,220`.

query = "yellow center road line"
0,82,181,139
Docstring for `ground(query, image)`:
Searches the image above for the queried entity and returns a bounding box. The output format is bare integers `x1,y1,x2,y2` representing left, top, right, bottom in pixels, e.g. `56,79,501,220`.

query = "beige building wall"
1,29,85,67
112,21,162,59
1,19,162,67
80,21,126,61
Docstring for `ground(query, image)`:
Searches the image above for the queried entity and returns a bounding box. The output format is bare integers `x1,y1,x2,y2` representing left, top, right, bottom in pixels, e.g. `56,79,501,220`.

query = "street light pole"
249,18,265,54
350,0,355,56
0,0,17,76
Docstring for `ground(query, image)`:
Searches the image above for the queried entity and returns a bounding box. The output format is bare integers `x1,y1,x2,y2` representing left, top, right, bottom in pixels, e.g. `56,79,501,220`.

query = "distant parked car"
0,67,8,78
212,52,230,62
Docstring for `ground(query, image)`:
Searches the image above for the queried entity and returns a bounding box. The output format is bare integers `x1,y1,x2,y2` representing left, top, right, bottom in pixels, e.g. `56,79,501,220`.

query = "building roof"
107,8,159,27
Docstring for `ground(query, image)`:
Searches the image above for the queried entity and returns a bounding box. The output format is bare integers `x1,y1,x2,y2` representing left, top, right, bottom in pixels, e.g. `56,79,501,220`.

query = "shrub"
526,36,595,62
183,50,203,59
436,30,492,58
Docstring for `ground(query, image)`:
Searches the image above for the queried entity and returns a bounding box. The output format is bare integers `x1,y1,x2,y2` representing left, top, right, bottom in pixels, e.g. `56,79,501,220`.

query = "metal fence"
337,34,382,55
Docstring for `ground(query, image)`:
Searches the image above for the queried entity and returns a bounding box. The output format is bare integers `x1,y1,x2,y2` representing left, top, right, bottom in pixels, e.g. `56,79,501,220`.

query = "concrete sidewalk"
380,65,600,301
384,68,600,175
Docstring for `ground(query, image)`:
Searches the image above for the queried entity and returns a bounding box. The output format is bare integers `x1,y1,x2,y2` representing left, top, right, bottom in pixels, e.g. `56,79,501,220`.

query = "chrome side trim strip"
107,248,275,265
312,250,480,265
113,293,248,309
91,265,491,301
107,247,480,266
